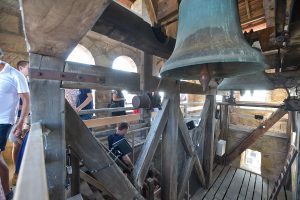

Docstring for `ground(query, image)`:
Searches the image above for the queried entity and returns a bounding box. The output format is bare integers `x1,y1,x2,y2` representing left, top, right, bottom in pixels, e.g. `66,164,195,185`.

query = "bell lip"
160,53,268,80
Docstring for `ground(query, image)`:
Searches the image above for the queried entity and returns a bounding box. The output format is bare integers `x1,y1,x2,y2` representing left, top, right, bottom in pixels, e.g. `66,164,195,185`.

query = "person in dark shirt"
76,89,93,120
108,122,133,169
111,90,126,116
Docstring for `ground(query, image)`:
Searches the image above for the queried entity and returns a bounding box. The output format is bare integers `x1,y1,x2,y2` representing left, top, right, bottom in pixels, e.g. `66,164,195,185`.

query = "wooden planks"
191,166,289,200
224,169,246,200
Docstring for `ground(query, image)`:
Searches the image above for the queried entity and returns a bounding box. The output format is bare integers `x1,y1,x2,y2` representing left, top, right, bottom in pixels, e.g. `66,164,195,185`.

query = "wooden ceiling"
117,0,268,37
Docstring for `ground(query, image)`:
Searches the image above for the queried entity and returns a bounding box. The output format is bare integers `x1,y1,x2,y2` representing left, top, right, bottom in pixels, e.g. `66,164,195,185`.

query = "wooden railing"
14,122,49,200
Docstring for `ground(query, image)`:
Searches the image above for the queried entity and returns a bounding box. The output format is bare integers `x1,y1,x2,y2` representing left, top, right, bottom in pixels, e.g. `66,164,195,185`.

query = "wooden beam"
178,111,194,156
79,170,113,197
177,156,195,200
29,54,66,199
202,95,216,187
83,114,140,128
14,122,49,200
162,84,180,200
144,0,157,25
92,1,175,59
71,153,80,196
20,0,111,58
62,61,205,94
217,101,283,108
245,0,252,19
65,102,143,200
133,99,169,188
194,156,206,187
226,108,287,163
291,111,300,200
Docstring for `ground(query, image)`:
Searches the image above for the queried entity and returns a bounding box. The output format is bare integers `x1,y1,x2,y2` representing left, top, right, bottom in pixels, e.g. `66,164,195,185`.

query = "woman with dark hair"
111,90,126,116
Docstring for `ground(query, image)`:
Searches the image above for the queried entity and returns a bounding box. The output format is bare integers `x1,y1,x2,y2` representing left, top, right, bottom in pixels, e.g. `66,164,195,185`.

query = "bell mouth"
160,61,267,80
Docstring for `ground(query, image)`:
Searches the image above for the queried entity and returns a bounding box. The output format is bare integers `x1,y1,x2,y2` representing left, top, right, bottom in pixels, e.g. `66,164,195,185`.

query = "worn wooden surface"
84,114,140,128
65,102,143,200
202,95,216,186
29,54,66,199
20,0,111,58
226,108,287,163
191,165,288,200
62,61,205,94
162,84,180,200
14,122,49,200
133,99,169,188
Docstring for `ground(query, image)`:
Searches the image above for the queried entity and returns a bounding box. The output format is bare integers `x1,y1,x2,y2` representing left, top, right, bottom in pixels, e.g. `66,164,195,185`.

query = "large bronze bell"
160,0,268,90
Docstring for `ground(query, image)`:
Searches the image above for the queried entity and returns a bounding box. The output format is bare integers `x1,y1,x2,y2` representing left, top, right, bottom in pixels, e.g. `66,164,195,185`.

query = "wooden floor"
191,165,290,200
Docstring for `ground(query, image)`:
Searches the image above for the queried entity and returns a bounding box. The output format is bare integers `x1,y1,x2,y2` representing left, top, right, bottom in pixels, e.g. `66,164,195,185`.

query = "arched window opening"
67,44,95,65
112,56,138,105
66,44,96,110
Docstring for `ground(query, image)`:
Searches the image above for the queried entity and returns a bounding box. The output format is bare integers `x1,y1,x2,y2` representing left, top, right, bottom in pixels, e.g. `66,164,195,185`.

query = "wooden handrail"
217,101,283,108
14,122,49,200
79,106,135,115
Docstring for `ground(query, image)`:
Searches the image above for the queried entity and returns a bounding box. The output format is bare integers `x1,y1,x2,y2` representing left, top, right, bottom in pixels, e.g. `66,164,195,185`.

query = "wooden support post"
219,104,229,164
226,108,287,164
291,111,300,200
65,102,143,200
140,53,153,136
162,83,180,200
29,54,66,199
133,99,169,188
202,95,216,187
71,153,80,196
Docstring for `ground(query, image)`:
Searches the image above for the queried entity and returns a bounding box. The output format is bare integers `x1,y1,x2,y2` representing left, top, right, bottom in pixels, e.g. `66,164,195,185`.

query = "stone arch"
66,44,95,65
112,55,138,73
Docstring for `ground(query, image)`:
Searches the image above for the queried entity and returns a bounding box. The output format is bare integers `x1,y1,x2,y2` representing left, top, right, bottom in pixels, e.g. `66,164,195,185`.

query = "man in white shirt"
0,49,29,199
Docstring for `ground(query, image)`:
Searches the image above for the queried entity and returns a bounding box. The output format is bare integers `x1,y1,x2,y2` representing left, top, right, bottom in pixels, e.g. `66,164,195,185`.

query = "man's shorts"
0,124,13,151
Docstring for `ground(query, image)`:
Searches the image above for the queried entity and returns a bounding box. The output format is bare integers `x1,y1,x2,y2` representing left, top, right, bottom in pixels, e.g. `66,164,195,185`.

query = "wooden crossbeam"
65,102,143,200
144,0,157,25
62,61,205,94
226,108,287,163
84,114,140,128
133,99,169,188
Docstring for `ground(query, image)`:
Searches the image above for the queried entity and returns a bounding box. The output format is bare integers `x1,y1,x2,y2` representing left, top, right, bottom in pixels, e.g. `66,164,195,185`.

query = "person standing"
0,49,29,199
9,61,29,185
76,89,93,120
111,90,126,116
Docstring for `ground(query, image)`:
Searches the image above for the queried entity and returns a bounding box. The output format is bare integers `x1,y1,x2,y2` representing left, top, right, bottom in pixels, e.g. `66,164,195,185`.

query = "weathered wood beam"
14,122,49,200
84,114,140,128
245,0,252,19
70,152,80,196
92,1,175,59
29,54,66,199
226,108,287,163
177,156,195,200
202,95,216,186
20,0,111,58
178,111,206,186
133,99,169,188
62,61,205,94
65,102,143,200
144,0,157,25
275,0,287,36
291,111,300,200
79,170,113,197
217,101,283,108
162,84,180,200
